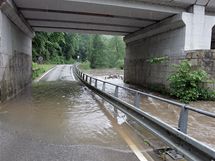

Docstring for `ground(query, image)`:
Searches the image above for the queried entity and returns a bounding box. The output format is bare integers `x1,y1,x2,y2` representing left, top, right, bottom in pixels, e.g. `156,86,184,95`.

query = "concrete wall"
0,11,32,102
124,5,215,90
124,25,185,89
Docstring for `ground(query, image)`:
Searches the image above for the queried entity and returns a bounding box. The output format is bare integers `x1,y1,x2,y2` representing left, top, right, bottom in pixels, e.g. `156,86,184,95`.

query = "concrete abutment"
124,5,215,90
1,1,215,102
0,4,32,103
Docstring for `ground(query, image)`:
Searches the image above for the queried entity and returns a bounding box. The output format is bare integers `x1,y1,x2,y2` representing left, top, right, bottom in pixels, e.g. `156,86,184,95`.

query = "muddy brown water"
93,74,215,150
0,80,164,161
0,66,214,161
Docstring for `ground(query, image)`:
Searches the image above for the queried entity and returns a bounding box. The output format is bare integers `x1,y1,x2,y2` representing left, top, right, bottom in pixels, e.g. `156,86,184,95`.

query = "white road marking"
70,65,75,80
116,126,153,161
34,66,57,82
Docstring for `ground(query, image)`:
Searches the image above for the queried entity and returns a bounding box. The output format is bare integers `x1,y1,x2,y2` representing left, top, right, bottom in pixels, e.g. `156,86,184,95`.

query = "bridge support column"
183,5,215,50
124,5,215,90
0,0,33,102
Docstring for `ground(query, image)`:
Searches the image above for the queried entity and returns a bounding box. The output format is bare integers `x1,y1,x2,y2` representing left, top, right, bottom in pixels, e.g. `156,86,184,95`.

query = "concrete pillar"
182,5,215,50
0,1,33,102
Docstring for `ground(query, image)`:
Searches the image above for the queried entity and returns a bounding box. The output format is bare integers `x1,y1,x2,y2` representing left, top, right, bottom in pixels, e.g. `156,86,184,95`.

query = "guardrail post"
113,86,118,115
134,92,140,108
114,86,119,97
102,82,105,92
86,75,88,82
95,79,97,88
178,105,188,134
90,77,92,85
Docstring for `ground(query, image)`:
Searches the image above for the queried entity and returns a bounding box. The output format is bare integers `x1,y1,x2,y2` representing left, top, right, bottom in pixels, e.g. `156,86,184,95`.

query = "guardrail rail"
73,65,215,161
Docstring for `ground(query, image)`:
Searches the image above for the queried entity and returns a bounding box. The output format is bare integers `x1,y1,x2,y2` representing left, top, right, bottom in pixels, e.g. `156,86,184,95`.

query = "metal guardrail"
73,66,215,161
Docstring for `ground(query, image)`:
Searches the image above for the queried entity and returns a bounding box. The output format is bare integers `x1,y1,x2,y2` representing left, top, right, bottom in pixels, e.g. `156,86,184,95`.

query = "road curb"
34,66,57,82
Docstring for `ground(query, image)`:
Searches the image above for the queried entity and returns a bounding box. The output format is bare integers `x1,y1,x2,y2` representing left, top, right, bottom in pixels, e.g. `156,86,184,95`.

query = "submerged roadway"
0,65,165,161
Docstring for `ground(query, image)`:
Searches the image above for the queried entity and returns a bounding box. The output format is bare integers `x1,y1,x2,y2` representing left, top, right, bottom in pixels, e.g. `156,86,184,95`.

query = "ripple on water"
96,76,215,149
0,81,130,150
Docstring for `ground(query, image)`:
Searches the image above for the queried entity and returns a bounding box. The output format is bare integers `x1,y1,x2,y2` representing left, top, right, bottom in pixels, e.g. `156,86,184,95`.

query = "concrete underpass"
0,0,215,160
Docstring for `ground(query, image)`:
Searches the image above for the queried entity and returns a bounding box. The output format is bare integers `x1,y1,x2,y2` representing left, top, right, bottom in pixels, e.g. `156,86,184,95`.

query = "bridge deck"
8,0,215,35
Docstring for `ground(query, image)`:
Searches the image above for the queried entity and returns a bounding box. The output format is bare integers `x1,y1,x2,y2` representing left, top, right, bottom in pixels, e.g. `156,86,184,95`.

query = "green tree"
32,32,125,68
32,32,65,63
89,35,107,68
106,36,125,68
61,33,78,61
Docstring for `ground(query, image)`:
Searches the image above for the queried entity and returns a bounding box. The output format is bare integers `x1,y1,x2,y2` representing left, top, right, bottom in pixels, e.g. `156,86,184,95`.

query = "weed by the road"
32,63,55,79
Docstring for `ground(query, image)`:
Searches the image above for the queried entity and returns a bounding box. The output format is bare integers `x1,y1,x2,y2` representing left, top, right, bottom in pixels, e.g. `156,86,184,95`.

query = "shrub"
79,61,91,70
64,58,76,64
32,63,54,79
168,60,214,103
116,59,124,69
147,56,169,64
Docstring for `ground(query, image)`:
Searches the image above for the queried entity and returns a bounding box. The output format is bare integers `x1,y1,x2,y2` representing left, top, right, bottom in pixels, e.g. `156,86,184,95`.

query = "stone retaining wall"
125,49,215,90
186,50,215,90
186,50,215,79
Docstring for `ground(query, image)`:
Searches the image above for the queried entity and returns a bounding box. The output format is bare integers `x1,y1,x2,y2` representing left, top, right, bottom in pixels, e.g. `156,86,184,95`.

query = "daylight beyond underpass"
0,65,167,161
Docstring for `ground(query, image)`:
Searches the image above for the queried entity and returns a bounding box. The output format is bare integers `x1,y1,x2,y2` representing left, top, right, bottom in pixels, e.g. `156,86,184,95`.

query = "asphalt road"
39,64,75,81
0,65,159,161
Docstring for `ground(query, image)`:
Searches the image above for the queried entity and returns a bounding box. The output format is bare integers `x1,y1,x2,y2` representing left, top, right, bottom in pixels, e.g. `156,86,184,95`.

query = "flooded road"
1,65,214,161
0,65,164,161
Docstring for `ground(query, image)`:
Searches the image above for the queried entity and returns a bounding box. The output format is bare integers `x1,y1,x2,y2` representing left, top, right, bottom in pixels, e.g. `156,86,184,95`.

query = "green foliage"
147,56,169,64
106,36,125,68
64,58,76,64
198,88,215,100
168,60,214,103
32,32,125,68
116,59,124,69
32,63,54,79
79,61,91,70
88,35,108,68
32,32,65,63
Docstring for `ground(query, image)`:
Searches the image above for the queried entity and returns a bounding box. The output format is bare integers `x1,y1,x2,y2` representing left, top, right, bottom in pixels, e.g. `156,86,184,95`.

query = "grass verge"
32,63,55,80
79,61,91,70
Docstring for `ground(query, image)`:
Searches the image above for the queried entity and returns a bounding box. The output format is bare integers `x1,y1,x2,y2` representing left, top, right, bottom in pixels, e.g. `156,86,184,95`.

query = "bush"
64,58,76,64
168,60,214,103
32,63,54,79
116,59,124,69
147,56,169,64
79,61,91,70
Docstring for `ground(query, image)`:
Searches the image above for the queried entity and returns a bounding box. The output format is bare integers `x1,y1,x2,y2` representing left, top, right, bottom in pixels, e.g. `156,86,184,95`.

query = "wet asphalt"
0,65,149,161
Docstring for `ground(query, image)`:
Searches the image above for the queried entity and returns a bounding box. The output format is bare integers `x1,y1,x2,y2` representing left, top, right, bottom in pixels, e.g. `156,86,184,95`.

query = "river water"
91,71,215,150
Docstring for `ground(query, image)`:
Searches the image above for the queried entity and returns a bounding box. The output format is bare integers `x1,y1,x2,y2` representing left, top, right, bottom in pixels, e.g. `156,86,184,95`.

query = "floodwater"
0,65,164,161
0,65,214,161
91,73,215,150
